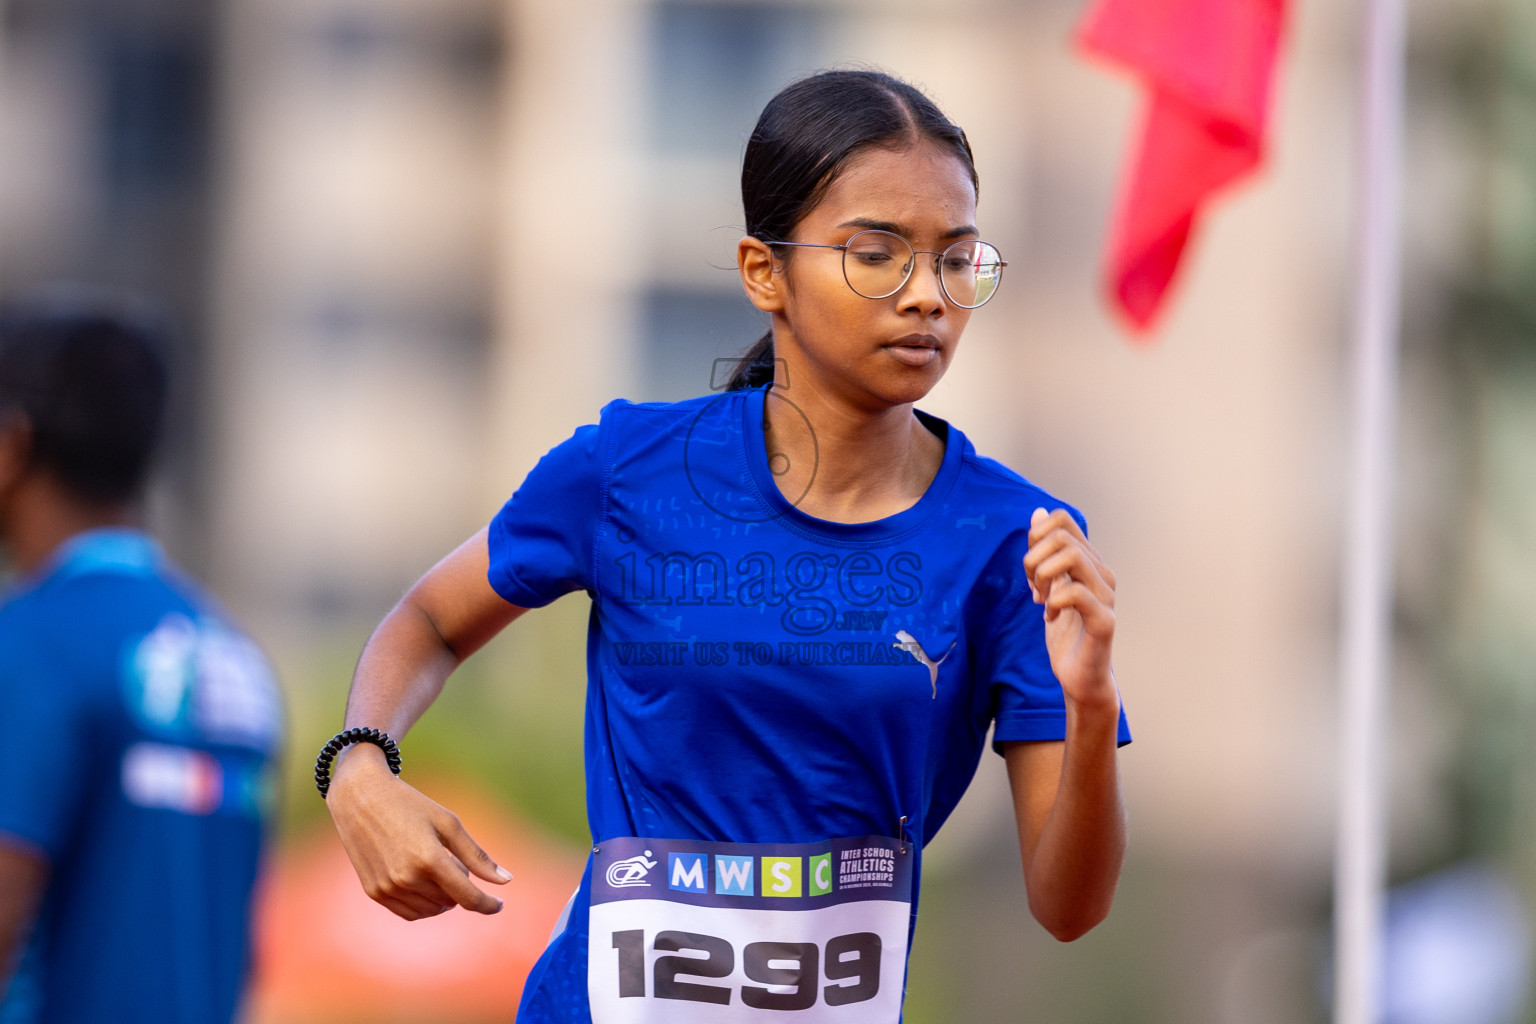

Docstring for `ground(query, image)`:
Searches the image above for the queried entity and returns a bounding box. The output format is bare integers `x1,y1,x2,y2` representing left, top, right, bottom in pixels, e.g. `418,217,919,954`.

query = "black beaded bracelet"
314,727,402,799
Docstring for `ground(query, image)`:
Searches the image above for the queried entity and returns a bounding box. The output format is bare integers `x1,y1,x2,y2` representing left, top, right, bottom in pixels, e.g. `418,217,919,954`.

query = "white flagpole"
1334,0,1407,1019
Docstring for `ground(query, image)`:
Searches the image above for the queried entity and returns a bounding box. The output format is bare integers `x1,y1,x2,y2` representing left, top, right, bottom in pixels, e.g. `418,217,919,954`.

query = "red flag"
1078,0,1288,333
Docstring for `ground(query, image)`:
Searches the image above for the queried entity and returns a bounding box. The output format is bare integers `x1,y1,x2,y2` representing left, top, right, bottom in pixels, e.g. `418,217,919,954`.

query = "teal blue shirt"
0,530,283,1024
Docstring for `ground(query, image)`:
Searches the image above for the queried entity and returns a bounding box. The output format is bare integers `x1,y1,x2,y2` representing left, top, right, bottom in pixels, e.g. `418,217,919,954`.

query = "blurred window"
99,31,209,198
640,286,767,401
649,1,823,154
309,10,502,86
300,295,489,363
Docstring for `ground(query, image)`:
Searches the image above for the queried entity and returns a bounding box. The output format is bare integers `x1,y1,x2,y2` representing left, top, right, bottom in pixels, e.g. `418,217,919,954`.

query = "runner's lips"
885,334,941,350
882,335,942,368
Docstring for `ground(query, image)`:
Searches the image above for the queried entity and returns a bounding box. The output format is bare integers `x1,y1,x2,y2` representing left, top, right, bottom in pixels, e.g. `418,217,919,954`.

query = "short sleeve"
0,634,91,859
487,420,606,609
978,509,1132,753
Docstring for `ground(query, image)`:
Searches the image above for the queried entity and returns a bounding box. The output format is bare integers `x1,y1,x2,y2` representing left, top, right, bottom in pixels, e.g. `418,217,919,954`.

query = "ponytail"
725,331,776,391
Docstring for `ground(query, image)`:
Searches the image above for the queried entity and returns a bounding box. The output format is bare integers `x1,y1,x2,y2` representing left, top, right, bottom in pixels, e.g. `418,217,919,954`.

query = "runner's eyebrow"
837,218,979,240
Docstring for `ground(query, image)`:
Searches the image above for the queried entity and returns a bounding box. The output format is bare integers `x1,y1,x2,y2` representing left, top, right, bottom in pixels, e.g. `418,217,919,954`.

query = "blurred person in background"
0,292,284,1023
323,69,1130,1023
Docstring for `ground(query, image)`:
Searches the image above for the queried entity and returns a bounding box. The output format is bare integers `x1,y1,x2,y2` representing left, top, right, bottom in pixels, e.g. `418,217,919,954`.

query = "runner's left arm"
1002,507,1126,942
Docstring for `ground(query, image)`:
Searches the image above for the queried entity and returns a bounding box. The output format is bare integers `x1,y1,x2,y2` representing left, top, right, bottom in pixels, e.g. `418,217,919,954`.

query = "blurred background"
2,0,1534,1020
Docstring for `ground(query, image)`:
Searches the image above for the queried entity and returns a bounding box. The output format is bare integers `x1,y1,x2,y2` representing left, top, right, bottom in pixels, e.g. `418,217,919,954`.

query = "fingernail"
496,866,513,882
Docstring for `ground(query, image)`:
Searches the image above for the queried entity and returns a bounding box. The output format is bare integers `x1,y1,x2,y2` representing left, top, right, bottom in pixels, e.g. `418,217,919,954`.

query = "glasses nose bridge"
896,246,947,301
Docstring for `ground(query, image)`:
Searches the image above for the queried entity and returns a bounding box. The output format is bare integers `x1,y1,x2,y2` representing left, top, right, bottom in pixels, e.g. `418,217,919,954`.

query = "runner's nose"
896,253,946,316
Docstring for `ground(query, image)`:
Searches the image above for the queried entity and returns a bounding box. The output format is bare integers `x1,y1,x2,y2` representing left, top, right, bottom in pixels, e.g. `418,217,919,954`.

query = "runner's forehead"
836,217,979,241
804,143,978,244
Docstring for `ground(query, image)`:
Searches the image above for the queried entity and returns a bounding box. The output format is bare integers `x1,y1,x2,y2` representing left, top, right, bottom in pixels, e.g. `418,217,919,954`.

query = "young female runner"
324,69,1130,1023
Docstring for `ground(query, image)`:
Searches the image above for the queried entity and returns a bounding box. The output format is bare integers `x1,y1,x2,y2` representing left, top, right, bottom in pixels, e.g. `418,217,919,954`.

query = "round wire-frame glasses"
768,229,1007,309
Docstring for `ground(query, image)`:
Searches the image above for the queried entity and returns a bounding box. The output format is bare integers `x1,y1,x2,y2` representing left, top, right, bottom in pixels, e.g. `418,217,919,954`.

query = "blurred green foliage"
271,593,592,845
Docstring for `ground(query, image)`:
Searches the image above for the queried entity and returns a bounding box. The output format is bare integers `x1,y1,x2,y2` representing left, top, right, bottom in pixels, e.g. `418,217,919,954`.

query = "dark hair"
0,290,171,504
726,69,980,391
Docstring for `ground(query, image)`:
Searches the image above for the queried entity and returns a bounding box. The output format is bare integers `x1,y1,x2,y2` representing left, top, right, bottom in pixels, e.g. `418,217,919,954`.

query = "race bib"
588,835,912,1023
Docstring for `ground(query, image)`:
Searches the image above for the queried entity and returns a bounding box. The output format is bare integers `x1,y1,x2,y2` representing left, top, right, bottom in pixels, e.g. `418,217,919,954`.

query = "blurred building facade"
0,0,221,564
3,0,1535,1020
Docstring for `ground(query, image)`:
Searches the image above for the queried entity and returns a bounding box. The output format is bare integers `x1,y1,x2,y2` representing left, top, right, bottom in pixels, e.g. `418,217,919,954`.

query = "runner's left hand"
1023,508,1118,712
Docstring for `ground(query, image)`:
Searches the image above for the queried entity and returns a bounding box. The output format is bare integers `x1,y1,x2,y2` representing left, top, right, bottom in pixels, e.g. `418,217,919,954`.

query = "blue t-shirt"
487,385,1130,1023
0,530,283,1024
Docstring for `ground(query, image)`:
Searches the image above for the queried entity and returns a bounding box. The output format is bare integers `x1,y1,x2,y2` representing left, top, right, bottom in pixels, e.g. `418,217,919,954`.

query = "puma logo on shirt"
892,630,955,698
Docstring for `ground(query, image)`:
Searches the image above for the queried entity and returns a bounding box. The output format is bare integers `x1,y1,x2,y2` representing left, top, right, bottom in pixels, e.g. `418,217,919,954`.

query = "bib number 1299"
610,928,881,1009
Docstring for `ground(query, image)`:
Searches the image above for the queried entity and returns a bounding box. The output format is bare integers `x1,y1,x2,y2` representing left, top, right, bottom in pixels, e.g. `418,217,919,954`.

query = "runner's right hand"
325,743,511,920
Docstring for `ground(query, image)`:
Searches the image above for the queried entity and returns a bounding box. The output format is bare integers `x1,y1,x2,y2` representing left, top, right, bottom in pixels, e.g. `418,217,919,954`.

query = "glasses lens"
940,240,1004,308
842,230,914,299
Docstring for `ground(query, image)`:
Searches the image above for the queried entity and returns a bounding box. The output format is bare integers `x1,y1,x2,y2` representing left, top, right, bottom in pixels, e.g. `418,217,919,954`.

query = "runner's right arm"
0,841,48,996
326,526,529,920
